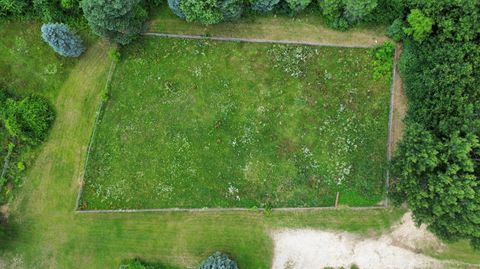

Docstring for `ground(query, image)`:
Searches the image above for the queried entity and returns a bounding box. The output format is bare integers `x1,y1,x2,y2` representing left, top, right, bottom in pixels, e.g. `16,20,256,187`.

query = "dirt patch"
271,213,445,269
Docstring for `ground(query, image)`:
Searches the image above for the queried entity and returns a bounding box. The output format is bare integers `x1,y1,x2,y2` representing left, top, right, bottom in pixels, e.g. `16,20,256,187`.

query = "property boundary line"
75,36,399,213
384,45,399,208
77,205,387,214
142,32,375,48
75,59,117,211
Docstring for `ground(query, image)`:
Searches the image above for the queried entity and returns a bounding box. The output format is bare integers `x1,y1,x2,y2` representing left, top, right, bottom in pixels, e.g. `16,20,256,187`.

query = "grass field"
80,37,391,210
0,19,479,269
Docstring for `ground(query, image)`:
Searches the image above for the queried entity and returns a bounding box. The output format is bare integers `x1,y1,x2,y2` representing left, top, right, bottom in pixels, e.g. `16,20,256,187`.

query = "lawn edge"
75,59,117,211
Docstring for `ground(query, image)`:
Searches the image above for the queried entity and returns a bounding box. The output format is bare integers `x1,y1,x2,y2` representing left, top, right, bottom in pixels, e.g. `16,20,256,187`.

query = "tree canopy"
81,0,147,45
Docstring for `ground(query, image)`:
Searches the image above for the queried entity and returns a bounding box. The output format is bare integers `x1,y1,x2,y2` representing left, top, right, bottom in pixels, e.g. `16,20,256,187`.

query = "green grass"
0,21,478,269
0,21,95,204
81,37,391,210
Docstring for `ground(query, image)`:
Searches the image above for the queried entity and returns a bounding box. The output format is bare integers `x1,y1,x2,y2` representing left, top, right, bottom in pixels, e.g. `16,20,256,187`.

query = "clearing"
80,37,391,210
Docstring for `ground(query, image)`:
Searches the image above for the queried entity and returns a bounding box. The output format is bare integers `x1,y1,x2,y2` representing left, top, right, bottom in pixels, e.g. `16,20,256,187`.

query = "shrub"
82,0,147,45
180,0,223,25
250,0,280,13
1,95,55,145
403,9,433,42
219,0,244,21
168,0,185,19
285,0,311,13
387,18,404,42
108,47,121,62
371,41,394,80
41,23,85,57
198,252,239,269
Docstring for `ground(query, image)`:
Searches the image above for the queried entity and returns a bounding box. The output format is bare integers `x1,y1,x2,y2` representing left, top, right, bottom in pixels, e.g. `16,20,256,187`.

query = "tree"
392,125,480,249
343,0,377,24
168,0,185,19
198,252,239,269
41,23,85,57
393,1,480,249
403,9,433,42
250,0,280,13
285,0,311,13
219,0,244,21
81,0,147,45
180,0,223,25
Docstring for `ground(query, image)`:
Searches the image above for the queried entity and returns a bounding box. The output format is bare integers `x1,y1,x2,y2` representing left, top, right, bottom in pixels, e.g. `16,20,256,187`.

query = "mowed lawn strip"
148,4,389,47
82,37,391,210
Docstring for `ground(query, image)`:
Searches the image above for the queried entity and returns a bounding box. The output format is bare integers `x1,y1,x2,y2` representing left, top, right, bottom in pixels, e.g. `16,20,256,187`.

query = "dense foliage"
180,0,223,25
218,0,244,21
319,0,378,30
371,41,394,80
403,9,432,42
250,0,280,13
0,95,55,145
391,0,480,249
1,0,82,22
168,0,185,19
285,0,311,13
198,252,239,269
81,0,147,45
41,23,84,57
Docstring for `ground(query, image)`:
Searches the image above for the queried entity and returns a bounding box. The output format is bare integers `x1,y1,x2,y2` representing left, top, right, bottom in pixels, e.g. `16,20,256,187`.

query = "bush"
168,0,185,19
180,0,223,25
41,23,85,57
108,47,121,62
219,0,244,21
198,252,239,269
1,95,55,145
250,0,280,13
371,41,394,80
387,18,404,42
82,0,147,45
285,0,311,13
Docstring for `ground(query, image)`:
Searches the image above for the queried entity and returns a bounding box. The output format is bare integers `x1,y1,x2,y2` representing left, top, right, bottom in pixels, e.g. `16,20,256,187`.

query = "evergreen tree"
81,0,147,45
41,23,85,57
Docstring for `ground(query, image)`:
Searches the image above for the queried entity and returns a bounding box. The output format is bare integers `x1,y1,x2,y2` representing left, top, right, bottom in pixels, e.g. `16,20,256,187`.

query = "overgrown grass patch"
81,37,391,209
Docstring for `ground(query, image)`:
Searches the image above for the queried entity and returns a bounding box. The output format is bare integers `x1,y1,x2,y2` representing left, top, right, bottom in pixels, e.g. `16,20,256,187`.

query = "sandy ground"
271,213,446,269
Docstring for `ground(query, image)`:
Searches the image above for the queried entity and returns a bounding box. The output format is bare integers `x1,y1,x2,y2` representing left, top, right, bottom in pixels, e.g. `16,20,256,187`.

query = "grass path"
0,36,479,268
148,6,389,47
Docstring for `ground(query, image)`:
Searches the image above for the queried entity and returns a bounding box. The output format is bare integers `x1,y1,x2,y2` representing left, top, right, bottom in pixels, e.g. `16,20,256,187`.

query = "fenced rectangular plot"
80,37,391,210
